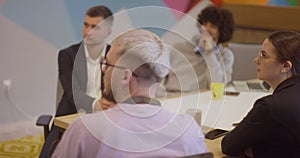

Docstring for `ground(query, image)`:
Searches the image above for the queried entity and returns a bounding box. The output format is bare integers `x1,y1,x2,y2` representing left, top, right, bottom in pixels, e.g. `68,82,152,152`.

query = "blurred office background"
0,0,299,142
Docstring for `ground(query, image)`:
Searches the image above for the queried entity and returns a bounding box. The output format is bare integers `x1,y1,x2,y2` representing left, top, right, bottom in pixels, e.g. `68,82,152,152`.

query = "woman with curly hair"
194,5,235,88
161,4,235,95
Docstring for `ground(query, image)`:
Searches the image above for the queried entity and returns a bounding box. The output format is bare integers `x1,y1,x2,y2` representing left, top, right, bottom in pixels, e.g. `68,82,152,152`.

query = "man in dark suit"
40,5,114,157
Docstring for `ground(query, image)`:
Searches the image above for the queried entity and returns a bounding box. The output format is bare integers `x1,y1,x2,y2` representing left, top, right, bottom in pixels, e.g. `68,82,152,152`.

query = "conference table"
54,87,270,157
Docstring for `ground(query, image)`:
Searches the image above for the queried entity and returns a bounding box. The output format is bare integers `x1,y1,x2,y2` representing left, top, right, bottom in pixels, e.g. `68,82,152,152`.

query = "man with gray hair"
52,29,208,157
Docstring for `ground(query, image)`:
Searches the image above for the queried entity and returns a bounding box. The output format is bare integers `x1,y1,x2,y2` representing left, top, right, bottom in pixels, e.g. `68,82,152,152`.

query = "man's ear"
281,60,292,73
121,69,132,85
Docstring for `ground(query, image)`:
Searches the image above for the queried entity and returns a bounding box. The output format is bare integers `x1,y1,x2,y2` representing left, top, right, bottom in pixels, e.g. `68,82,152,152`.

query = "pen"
225,91,240,96
232,123,239,127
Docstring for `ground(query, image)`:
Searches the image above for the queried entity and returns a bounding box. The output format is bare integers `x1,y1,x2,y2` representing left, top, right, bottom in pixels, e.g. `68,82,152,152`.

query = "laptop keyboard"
247,82,263,90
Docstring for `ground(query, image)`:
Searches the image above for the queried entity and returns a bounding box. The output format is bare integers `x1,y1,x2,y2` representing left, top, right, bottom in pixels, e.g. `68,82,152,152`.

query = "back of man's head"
86,5,113,26
112,29,170,84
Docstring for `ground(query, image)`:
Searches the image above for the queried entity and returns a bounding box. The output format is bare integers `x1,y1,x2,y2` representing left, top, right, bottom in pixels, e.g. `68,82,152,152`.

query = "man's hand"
93,98,116,112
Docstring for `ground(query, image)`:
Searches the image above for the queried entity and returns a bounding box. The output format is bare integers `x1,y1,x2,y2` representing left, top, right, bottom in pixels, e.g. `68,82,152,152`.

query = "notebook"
232,80,270,92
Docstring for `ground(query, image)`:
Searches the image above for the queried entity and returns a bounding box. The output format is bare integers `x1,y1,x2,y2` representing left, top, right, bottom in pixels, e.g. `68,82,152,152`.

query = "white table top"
160,87,270,131
54,87,270,157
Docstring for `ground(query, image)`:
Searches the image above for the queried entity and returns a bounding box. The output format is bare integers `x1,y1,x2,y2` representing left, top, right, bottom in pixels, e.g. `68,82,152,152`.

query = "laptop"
232,80,270,92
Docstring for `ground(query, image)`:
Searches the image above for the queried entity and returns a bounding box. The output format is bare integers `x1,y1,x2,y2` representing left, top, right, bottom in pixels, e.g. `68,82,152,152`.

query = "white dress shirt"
84,43,107,110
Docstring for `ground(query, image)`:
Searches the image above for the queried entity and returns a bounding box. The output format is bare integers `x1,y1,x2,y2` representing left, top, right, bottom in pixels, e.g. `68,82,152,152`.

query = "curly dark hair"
197,5,235,44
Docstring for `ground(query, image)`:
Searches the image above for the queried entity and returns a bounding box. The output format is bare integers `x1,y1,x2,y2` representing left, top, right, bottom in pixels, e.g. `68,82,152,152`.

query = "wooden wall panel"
222,3,300,43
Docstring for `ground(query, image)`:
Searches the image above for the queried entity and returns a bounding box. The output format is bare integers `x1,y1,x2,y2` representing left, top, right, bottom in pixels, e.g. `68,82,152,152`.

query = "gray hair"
112,29,170,80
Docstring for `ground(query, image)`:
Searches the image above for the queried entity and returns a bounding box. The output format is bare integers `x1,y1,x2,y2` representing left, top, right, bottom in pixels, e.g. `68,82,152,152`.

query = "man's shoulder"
59,42,82,54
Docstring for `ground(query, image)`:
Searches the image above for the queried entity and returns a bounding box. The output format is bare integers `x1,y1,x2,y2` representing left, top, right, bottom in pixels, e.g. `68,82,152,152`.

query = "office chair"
36,80,63,140
179,152,214,158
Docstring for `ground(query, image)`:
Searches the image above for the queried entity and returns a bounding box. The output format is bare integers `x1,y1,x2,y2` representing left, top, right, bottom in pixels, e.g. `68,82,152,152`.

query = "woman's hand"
245,147,254,158
198,30,215,52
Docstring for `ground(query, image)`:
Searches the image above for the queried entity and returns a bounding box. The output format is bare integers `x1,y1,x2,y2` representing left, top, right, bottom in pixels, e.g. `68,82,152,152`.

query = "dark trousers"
39,126,61,158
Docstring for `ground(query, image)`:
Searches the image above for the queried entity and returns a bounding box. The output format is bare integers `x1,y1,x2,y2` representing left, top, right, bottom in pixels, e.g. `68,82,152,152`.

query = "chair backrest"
56,80,63,108
179,152,214,158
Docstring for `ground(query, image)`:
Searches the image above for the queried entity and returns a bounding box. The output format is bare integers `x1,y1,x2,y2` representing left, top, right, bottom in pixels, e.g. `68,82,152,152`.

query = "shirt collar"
84,43,104,64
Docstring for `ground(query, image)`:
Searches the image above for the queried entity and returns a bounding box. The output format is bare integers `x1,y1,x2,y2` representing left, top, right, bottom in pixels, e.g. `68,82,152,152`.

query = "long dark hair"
268,30,300,78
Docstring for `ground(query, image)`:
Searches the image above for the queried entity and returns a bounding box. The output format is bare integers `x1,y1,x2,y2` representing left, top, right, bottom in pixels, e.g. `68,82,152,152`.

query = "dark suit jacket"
222,76,300,158
40,42,111,157
56,42,109,116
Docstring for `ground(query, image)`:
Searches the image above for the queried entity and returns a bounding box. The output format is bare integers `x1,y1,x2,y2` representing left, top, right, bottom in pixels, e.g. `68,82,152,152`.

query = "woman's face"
254,38,284,85
201,22,220,43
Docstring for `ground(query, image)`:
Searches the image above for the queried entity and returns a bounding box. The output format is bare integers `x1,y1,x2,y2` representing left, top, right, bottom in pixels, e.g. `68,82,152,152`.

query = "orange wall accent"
223,0,268,6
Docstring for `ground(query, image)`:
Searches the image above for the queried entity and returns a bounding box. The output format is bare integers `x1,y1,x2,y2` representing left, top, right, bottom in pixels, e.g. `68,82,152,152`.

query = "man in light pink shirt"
52,29,208,157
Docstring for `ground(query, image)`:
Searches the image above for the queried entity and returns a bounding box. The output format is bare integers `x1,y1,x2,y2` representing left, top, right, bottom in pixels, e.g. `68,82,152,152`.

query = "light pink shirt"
52,103,208,158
